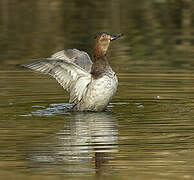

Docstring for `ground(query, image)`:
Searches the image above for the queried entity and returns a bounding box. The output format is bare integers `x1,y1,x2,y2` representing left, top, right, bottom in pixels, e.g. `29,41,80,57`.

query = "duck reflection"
29,112,118,176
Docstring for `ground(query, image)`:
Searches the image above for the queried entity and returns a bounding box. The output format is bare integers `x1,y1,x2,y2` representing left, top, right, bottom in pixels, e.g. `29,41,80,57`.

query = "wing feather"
51,49,93,72
21,58,91,103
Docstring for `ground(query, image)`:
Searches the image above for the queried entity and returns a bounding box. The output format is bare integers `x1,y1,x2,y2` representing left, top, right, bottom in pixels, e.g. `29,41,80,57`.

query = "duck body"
21,32,123,112
75,70,118,111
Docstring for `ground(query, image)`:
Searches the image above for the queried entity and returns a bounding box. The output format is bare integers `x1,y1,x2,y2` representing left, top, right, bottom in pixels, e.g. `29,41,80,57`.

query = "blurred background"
0,0,194,72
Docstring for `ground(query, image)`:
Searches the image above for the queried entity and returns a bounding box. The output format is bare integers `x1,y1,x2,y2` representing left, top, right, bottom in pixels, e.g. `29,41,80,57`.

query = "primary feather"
22,56,92,104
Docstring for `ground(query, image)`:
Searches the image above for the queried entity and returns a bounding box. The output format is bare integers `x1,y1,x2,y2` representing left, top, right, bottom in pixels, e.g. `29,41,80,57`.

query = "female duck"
22,32,123,111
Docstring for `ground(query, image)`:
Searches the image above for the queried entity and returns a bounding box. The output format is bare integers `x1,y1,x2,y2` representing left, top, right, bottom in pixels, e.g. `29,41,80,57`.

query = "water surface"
1,0,194,180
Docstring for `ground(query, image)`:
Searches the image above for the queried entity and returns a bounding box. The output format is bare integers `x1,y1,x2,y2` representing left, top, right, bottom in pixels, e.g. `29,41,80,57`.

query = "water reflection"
28,112,118,176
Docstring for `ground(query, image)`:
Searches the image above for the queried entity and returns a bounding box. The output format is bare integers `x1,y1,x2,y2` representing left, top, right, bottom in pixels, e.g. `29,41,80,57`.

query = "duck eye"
102,35,105,38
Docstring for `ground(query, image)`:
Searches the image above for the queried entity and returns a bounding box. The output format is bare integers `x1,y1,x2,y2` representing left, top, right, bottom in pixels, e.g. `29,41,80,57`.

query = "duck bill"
110,33,123,41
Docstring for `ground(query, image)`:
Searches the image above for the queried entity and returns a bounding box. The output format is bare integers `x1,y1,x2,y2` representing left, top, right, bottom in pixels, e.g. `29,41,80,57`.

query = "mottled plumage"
21,32,123,111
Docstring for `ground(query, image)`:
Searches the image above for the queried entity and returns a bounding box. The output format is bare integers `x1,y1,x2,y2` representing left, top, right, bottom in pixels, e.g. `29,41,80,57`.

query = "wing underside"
21,57,91,103
51,49,93,72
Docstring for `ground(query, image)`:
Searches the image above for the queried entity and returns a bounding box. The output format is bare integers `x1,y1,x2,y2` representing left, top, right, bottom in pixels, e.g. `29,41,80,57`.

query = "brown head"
93,32,123,57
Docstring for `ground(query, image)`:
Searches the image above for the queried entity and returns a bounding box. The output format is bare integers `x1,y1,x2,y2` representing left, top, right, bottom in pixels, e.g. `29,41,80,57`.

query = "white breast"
76,74,118,111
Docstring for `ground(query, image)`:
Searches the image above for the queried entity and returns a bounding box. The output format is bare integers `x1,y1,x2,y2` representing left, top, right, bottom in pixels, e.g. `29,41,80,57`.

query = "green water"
1,0,194,180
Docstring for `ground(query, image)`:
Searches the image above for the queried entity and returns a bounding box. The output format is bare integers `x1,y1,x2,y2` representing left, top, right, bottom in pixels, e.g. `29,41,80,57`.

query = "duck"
21,32,123,111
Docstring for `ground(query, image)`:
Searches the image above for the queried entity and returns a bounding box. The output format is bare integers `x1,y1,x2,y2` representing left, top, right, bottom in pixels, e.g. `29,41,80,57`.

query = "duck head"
93,32,123,57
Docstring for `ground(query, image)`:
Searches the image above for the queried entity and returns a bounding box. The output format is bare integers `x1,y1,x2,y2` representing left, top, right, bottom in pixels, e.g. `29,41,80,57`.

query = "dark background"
0,0,194,73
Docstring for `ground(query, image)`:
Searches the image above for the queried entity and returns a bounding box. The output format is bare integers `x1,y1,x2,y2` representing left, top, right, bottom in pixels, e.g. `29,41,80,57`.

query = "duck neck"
91,55,110,79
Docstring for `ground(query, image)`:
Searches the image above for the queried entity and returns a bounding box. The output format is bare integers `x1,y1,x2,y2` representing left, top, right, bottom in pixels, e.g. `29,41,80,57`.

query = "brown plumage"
91,32,123,79
21,32,123,111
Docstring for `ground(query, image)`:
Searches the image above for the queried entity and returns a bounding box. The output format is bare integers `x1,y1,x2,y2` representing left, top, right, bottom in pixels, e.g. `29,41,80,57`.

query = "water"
1,0,194,179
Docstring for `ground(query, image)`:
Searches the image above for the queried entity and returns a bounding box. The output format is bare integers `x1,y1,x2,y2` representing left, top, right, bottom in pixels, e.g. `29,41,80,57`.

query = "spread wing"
21,58,91,103
51,49,93,72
